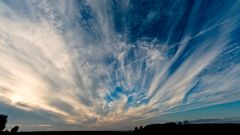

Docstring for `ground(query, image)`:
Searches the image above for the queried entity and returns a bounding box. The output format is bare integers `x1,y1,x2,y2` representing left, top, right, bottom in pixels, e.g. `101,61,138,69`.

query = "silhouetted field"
16,124,240,135
18,131,131,135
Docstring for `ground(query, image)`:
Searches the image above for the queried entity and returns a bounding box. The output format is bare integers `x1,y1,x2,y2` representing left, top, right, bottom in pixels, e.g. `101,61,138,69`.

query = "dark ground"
16,124,240,135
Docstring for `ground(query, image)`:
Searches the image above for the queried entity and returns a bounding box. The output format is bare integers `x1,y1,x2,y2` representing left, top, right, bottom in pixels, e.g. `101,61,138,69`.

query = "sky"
0,0,240,131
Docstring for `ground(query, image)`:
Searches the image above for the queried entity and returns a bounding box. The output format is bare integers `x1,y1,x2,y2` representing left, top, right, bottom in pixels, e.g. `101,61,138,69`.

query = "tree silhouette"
0,114,19,135
10,126,19,135
0,114,7,131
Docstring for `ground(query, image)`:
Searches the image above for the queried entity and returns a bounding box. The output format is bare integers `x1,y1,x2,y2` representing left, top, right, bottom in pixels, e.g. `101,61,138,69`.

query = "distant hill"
190,117,240,124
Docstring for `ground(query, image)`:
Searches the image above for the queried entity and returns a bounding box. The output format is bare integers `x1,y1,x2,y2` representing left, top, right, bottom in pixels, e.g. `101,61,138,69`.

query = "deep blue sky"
0,0,240,131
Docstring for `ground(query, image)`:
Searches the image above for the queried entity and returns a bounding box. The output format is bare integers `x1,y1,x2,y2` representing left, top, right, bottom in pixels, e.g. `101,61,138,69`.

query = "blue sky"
0,0,240,131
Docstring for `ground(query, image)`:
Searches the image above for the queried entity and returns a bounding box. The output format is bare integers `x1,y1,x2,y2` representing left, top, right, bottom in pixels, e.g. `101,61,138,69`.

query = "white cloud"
0,0,240,130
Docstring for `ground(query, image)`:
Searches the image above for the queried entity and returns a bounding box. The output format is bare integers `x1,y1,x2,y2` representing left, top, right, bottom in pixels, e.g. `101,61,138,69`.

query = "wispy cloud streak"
0,0,240,130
